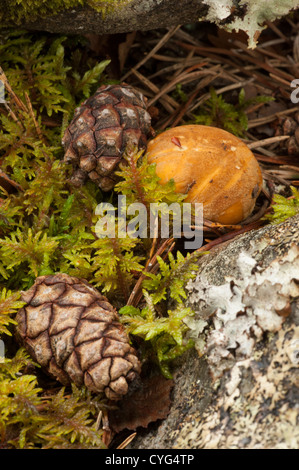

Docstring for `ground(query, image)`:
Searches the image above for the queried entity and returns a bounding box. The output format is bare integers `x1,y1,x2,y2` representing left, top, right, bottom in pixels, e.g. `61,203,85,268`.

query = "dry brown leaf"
109,374,174,433
118,32,136,73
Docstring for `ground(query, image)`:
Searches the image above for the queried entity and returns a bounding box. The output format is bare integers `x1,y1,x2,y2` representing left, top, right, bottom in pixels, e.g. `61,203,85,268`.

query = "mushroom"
147,125,263,224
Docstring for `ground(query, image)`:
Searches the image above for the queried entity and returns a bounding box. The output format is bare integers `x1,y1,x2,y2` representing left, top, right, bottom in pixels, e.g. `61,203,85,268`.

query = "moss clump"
0,0,131,25
0,349,106,449
190,87,274,138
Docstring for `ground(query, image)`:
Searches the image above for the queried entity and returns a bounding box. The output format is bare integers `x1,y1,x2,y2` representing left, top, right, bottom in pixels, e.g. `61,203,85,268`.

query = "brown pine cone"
15,274,141,400
275,112,299,155
62,83,152,191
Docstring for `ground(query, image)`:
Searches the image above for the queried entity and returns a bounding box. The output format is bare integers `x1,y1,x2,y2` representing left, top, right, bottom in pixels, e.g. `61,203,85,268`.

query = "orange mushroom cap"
147,125,263,225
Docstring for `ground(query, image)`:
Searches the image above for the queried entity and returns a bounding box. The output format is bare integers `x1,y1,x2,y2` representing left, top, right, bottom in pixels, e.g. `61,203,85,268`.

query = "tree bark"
129,214,299,449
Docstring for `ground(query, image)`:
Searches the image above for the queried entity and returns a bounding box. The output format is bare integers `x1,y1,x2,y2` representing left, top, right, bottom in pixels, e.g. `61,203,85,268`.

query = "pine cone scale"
81,303,116,322
64,352,83,383
96,156,121,176
79,154,97,172
86,357,112,390
76,110,96,129
25,303,53,338
30,282,66,306
94,128,123,154
93,104,121,128
51,328,75,366
75,131,97,155
49,358,70,385
103,338,131,358
56,286,95,306
110,356,132,379
110,377,128,396
27,332,52,367
76,337,106,371
50,305,83,335
74,319,107,345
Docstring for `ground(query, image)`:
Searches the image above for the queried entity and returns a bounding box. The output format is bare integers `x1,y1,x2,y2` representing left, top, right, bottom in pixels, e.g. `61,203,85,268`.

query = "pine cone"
62,84,152,191
15,274,141,400
275,112,299,155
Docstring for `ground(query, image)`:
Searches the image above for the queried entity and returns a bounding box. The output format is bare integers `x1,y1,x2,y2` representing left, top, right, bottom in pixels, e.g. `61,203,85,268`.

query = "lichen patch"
187,244,299,379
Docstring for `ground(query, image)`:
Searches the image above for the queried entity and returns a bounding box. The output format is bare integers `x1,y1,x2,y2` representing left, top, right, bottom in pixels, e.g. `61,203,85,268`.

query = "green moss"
0,349,105,449
263,186,299,224
0,0,131,25
190,87,274,138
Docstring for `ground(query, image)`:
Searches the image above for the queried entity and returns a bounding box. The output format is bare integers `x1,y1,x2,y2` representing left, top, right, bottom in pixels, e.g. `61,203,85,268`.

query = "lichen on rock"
129,213,299,449
201,0,298,48
186,243,299,379
170,321,299,449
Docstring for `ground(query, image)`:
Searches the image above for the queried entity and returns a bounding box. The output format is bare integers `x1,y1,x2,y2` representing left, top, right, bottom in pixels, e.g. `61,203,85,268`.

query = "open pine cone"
15,274,141,400
62,83,152,191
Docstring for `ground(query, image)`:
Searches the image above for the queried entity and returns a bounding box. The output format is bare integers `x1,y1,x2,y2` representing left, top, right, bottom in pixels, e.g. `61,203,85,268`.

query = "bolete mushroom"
147,125,263,225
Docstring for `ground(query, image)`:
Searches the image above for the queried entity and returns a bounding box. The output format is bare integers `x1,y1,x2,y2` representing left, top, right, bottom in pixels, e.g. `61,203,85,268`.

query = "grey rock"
129,214,299,449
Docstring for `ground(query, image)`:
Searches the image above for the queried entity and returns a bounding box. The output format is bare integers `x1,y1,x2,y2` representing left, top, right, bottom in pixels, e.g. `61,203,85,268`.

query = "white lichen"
201,0,298,48
187,244,299,378
202,0,232,21
173,323,299,449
